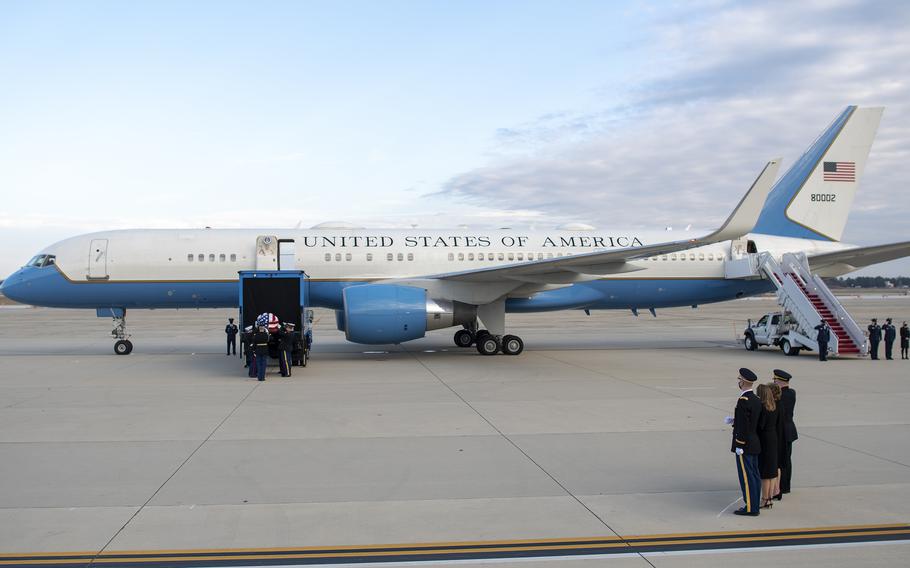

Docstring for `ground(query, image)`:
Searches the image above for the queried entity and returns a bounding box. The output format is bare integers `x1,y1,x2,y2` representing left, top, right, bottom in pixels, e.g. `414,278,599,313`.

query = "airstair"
757,252,867,357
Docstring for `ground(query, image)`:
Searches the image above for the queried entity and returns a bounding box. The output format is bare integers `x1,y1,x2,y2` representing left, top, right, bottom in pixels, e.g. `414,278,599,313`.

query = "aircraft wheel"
501,334,524,355
744,335,757,351
476,335,500,356
454,329,475,348
114,340,132,355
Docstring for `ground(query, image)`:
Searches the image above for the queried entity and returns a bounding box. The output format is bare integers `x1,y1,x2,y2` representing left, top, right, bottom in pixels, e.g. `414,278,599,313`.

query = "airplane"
3,106,909,356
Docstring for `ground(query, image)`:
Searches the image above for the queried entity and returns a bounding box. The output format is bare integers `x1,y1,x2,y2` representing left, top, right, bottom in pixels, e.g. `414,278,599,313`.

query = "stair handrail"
787,253,869,357
758,252,823,353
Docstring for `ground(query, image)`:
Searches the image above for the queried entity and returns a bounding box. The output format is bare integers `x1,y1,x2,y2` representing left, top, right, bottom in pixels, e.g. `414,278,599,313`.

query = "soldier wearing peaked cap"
728,368,763,516
868,318,882,360
773,369,798,497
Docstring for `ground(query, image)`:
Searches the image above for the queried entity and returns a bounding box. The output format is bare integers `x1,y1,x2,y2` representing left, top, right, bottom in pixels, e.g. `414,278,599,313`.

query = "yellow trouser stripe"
739,454,750,511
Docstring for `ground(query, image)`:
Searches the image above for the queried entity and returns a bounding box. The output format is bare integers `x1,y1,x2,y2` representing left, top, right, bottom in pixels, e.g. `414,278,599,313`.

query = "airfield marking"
2,524,909,567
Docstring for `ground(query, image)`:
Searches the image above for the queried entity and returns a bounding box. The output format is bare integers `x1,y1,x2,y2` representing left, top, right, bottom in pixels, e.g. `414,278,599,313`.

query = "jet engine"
342,284,476,344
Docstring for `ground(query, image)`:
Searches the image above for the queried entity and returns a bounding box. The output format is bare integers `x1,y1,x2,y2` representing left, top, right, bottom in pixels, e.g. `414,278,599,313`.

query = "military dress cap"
773,369,792,382
738,368,757,382
872,318,877,322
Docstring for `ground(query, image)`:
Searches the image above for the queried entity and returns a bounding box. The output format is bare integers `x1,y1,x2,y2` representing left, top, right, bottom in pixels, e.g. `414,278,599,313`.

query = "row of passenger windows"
187,253,237,262
650,252,724,261
325,253,415,262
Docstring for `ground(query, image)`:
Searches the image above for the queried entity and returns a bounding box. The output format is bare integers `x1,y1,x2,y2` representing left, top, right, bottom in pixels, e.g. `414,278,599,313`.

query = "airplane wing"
385,159,780,303
808,241,910,276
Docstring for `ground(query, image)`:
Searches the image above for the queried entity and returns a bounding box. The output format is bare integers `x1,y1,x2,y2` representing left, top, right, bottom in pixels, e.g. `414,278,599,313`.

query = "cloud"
436,0,910,269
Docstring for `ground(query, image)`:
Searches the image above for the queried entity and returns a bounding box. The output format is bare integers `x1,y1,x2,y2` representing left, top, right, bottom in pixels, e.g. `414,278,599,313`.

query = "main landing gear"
112,313,133,355
452,329,524,356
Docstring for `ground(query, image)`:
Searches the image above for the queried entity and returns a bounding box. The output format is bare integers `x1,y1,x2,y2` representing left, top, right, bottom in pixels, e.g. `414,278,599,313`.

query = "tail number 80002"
811,193,836,202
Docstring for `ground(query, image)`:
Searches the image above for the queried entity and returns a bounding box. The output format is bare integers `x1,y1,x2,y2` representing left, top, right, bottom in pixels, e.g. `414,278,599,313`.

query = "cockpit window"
25,254,56,268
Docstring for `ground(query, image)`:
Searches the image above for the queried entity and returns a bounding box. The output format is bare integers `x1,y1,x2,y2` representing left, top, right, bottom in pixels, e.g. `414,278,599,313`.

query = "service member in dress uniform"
901,322,909,360
868,318,882,360
225,318,239,356
727,368,763,516
813,319,830,361
278,323,295,377
883,318,896,360
773,369,798,498
252,325,270,381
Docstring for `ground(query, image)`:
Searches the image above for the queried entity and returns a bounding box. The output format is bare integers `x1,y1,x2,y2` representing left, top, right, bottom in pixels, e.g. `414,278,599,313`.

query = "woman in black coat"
756,383,781,509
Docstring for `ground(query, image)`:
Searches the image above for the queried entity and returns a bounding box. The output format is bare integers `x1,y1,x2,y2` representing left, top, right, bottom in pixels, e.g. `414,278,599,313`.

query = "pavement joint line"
89,382,262,563
401,347,659,568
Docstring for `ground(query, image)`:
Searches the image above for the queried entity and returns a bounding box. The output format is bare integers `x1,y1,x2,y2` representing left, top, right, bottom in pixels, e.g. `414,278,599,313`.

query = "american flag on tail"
823,161,855,182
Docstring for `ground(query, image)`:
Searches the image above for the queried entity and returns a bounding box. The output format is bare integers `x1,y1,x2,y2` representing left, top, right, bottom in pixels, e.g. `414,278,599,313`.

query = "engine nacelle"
342,285,477,345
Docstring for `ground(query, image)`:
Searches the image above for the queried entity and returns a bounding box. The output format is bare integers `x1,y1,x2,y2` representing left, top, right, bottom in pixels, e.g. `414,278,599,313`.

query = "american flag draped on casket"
255,312,281,333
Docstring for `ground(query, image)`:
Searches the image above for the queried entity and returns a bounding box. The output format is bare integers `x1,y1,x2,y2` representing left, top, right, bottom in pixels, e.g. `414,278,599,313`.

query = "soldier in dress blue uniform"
728,368,763,516
813,319,830,361
868,318,882,360
225,318,239,356
901,322,909,360
252,325,270,381
278,323,295,377
883,318,896,360
773,369,797,498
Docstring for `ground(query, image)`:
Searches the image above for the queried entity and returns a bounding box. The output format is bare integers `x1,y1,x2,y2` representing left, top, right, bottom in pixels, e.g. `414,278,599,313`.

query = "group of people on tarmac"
866,318,909,360
812,317,908,361
224,316,299,381
728,368,798,516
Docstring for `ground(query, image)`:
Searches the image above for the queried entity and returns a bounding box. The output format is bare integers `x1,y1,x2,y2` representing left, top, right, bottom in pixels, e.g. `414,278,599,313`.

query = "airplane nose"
0,270,27,303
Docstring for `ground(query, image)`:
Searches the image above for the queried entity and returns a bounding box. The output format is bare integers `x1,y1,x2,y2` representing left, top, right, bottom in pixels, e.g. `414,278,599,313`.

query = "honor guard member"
773,370,798,497
225,318,239,356
814,319,830,361
278,323,295,377
883,318,896,360
728,368,762,516
900,322,909,360
868,318,882,360
243,326,256,377
252,325,270,381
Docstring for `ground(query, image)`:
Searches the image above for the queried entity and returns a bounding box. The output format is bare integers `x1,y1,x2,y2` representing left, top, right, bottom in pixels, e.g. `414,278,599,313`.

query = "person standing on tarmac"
901,322,909,360
278,323,295,377
814,319,830,361
883,318,896,360
225,318,239,356
243,326,256,377
726,368,762,516
253,325,270,381
868,318,882,360
773,370,797,499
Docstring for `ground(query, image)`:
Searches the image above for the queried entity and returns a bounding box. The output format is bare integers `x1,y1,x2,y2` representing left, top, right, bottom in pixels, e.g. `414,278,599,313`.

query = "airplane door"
88,239,109,279
278,240,296,270
256,235,278,270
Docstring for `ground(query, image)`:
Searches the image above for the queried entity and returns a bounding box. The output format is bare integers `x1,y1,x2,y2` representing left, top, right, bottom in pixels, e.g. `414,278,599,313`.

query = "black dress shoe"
773,493,783,501
734,508,759,516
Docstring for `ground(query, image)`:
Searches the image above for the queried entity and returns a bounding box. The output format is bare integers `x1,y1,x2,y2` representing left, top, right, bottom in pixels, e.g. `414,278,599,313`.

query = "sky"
1,0,909,277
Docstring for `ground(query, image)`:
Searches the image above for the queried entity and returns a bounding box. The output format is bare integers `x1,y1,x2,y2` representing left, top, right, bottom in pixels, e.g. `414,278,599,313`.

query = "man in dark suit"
868,318,882,360
901,321,909,360
883,318,896,360
814,319,830,361
727,368,762,516
773,369,798,497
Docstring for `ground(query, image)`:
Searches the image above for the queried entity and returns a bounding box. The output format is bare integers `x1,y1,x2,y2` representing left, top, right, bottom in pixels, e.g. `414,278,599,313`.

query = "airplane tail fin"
752,106,883,241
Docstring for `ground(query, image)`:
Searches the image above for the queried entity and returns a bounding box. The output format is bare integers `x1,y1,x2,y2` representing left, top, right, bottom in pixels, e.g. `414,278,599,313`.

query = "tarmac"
1,295,909,566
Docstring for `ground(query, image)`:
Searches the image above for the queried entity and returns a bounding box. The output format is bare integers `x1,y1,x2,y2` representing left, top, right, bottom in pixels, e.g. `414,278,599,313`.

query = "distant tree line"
824,276,910,288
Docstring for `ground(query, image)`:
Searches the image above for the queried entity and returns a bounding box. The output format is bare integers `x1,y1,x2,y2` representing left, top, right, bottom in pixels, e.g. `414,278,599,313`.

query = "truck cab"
744,311,801,355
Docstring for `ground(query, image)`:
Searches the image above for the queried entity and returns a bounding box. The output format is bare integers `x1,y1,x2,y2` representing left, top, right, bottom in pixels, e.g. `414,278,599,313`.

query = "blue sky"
1,0,909,276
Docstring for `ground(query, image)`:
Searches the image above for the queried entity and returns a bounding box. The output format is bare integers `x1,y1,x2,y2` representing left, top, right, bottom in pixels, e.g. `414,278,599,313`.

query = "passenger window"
757,315,769,326
488,253,494,260
367,253,373,261
671,254,677,260
689,253,696,261
188,254,194,262
230,254,237,262
507,253,514,261
457,253,464,261
517,253,523,260
345,253,352,261
335,253,341,261
209,254,215,262
397,253,403,261
387,253,393,261
771,315,780,325
468,253,474,261
219,254,226,262
498,253,504,260
407,253,414,261
198,254,204,262
325,253,331,261
448,253,454,261
698,253,704,261
707,253,714,261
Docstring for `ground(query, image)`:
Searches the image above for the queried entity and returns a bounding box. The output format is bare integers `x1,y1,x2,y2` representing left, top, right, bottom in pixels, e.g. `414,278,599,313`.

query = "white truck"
743,311,817,356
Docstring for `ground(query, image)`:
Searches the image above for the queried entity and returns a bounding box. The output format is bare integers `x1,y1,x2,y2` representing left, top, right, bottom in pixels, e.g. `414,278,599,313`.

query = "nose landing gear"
111,313,133,355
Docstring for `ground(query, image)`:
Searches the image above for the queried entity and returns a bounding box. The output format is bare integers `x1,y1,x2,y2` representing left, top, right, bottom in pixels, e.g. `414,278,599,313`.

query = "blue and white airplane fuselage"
3,106,908,354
